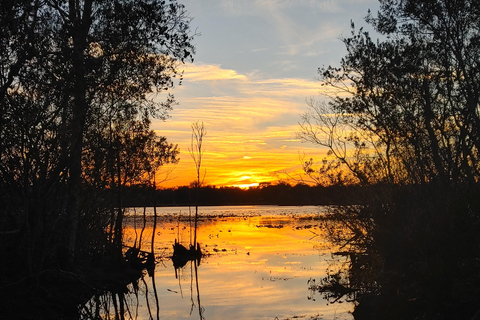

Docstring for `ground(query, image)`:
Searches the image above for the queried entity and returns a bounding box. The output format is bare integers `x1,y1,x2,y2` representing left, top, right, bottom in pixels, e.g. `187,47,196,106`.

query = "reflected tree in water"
80,267,161,320
174,259,205,320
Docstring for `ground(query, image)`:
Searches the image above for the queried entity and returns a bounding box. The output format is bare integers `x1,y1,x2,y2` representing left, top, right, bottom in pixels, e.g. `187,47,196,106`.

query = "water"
85,205,353,320
127,205,333,217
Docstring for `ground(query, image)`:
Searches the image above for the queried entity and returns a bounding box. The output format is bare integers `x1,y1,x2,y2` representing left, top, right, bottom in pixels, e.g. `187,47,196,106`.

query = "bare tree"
189,121,206,248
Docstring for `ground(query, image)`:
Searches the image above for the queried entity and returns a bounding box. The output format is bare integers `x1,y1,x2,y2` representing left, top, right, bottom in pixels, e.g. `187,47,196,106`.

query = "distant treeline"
119,182,371,207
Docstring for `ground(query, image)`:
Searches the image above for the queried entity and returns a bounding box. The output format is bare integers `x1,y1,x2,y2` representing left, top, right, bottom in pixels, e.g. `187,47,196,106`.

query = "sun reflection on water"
118,206,353,320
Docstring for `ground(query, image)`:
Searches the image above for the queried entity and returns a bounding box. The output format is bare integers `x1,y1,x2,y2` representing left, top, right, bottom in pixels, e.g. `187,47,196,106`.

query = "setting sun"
234,182,260,189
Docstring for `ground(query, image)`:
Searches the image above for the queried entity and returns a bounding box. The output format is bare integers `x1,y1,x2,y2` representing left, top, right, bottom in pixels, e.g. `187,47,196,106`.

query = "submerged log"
172,239,202,269
124,246,155,270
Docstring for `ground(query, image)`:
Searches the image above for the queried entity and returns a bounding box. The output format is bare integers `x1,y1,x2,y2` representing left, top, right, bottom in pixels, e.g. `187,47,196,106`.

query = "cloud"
148,0,381,187
180,63,248,82
153,63,331,187
218,0,345,16
251,48,269,53
212,0,354,56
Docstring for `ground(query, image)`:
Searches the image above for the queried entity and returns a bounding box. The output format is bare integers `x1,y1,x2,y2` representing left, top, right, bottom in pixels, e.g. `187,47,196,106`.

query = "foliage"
299,0,480,186
315,184,480,320
0,0,193,317
120,182,368,207
83,114,179,189
300,0,480,319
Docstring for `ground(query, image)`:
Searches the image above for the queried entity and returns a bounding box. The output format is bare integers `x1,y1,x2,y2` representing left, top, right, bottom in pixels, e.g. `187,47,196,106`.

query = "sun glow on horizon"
152,62,330,188
232,182,260,189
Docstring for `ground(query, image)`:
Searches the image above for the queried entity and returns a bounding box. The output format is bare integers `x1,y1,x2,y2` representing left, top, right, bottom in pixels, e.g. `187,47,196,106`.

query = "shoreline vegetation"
119,182,372,207
0,0,195,318
312,183,480,320
296,0,480,317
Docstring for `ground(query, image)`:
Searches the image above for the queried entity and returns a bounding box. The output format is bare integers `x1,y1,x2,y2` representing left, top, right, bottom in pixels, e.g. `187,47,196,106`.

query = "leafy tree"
299,0,480,186
0,0,194,281
300,1,480,319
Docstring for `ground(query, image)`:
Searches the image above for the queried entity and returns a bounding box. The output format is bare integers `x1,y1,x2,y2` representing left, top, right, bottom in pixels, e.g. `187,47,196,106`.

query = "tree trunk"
65,0,93,263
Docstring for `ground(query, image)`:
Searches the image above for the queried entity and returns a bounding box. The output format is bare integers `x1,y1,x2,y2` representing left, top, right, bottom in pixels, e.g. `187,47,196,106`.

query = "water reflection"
80,267,161,320
80,260,206,320
174,260,205,320
83,206,354,320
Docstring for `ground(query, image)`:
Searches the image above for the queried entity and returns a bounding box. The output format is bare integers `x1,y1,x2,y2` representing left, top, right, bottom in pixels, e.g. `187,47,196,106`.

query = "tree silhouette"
189,121,206,248
300,0,480,187
0,1,194,317
301,1,480,319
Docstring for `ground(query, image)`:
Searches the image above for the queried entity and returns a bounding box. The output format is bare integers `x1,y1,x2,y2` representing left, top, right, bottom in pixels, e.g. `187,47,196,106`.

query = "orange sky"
150,1,378,188
152,64,331,188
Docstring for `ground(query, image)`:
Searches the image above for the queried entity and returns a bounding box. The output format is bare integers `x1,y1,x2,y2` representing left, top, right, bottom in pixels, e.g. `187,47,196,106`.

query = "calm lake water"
85,205,354,320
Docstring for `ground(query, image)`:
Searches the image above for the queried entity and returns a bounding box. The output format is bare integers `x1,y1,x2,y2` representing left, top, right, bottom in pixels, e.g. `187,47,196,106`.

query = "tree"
83,112,179,251
300,1,480,318
0,0,194,277
189,120,206,248
299,0,480,187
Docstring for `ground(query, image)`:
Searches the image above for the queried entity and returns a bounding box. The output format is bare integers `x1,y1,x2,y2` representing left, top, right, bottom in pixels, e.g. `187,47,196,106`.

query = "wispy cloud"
149,1,380,187
181,63,248,82
152,63,329,187
251,47,269,53
214,0,358,56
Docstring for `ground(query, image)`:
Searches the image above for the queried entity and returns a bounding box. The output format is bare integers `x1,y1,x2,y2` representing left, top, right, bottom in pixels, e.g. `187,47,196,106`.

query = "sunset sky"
152,0,379,188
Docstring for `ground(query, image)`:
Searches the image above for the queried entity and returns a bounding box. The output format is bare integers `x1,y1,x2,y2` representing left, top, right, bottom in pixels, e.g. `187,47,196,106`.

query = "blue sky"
152,0,380,188
186,0,378,78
